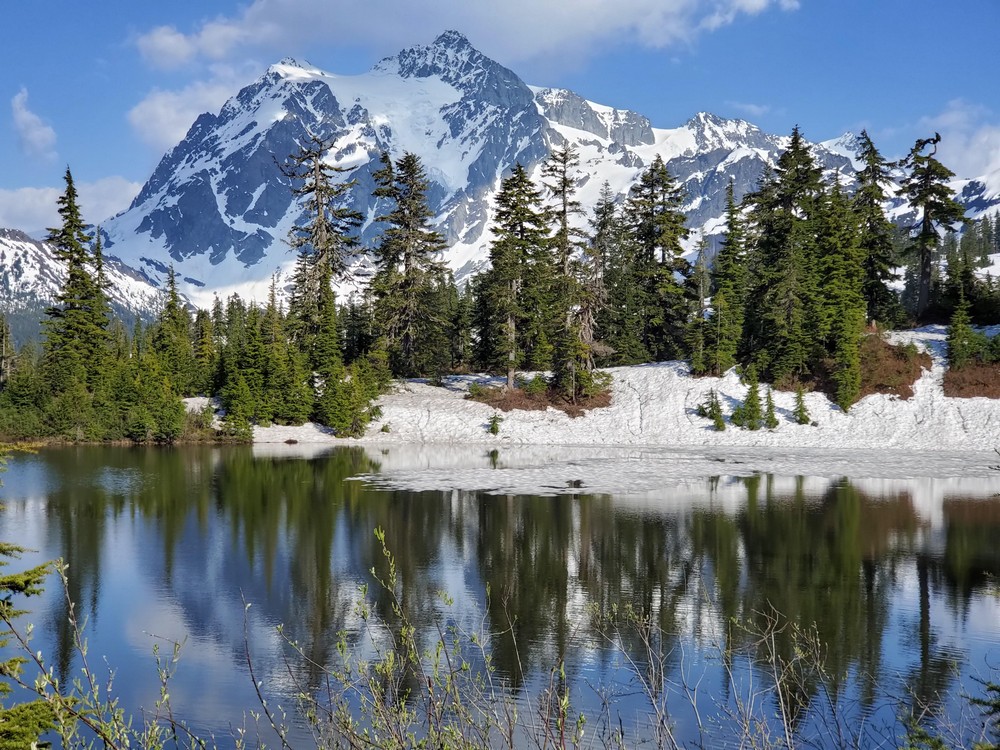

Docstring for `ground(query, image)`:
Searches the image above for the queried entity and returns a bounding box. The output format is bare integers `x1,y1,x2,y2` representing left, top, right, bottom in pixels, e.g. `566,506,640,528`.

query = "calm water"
2,445,999,748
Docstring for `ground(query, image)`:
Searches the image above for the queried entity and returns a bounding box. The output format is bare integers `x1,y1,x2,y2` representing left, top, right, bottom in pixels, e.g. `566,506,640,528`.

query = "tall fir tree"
42,167,109,394
743,127,824,382
542,145,591,400
282,134,362,357
897,133,966,320
707,181,747,375
624,154,690,361
369,151,449,377
479,164,551,389
853,130,901,326
818,179,865,410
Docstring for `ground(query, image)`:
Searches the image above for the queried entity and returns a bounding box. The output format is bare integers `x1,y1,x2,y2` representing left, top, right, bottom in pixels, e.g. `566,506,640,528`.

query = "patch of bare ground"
858,334,931,400
943,361,1000,398
467,385,612,418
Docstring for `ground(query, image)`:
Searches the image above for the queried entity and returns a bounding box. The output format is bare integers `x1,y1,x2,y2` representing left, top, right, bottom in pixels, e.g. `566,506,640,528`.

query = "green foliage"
522,373,548,397
698,389,726,431
731,368,763,430
947,294,984,370
794,384,811,425
0,446,55,748
765,386,779,429
488,412,503,435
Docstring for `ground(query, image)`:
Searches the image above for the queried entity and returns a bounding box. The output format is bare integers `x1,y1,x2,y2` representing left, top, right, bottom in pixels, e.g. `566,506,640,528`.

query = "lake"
2,444,999,748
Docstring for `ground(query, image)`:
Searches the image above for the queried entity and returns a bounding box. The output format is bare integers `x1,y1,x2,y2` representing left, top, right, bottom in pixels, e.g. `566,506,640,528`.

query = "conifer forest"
1,128,998,443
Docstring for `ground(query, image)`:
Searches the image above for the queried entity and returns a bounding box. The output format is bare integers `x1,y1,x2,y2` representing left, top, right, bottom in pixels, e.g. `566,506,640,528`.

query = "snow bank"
255,327,1000,455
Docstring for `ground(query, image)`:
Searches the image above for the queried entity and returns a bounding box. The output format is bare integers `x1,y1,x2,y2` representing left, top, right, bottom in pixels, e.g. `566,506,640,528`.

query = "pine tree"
853,130,901,326
731,367,762,430
764,386,779,429
686,240,711,375
283,134,362,358
897,134,966,320
151,267,195,395
947,292,979,369
479,164,551,389
819,180,865,411
596,185,648,365
794,384,811,425
625,154,690,361
743,127,824,382
543,145,590,400
0,316,13,390
42,167,109,394
369,151,449,377
707,181,747,375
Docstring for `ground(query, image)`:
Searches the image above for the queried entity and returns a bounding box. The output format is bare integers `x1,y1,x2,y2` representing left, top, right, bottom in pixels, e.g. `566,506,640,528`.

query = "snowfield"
252,326,1000,506
256,326,1000,453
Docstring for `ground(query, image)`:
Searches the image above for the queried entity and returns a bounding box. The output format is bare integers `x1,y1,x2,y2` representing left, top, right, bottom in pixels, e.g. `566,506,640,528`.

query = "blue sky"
3,0,999,231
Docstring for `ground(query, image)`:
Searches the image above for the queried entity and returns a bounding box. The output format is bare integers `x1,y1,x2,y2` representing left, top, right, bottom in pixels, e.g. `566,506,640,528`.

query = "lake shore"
255,325,1000,453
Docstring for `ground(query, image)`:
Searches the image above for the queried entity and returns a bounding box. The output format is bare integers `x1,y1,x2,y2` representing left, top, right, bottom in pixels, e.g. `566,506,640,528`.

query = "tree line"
1,128,996,442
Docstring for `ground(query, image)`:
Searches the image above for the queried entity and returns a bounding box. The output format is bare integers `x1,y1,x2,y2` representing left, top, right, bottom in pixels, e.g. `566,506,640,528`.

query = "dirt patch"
858,334,931,400
467,385,612,418
943,361,1000,398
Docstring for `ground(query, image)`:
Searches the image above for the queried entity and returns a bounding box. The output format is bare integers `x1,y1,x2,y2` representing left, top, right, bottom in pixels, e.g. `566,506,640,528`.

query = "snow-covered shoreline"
255,326,1000,454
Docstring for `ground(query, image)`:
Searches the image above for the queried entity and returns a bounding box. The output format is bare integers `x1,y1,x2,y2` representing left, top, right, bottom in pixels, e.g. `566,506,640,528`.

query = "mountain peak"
432,29,473,50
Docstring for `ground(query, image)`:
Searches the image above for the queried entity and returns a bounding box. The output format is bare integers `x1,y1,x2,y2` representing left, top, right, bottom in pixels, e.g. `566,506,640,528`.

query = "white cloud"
128,66,254,152
0,177,141,233
917,99,1000,181
11,88,57,161
132,0,801,70
726,101,771,118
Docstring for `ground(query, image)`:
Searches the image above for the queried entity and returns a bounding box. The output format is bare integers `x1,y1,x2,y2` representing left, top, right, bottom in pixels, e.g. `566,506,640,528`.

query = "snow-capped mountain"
0,229,163,343
80,31,1000,306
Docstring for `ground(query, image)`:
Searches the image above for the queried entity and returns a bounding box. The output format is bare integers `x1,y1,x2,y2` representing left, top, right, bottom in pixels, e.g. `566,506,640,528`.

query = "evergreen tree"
479,164,551,389
794,384,811,425
818,180,865,411
151,267,195,395
369,151,449,377
686,240,711,375
707,182,747,375
853,130,901,325
947,292,979,369
595,185,648,365
765,386,779,429
731,367,763,430
543,145,591,400
42,167,109,393
624,154,690,361
897,134,966,320
743,127,824,382
0,316,13,390
282,134,362,356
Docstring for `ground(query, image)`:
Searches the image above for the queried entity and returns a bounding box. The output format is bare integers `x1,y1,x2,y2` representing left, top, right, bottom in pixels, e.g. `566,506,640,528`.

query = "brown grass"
943,361,1000,398
857,334,931,400
467,385,612,418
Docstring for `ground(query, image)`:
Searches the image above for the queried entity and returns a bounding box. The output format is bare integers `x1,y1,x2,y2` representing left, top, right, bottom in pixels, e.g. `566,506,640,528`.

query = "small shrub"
697,390,725,431
380,423,391,433
488,413,503,435
468,382,486,398
794,384,810,425
731,368,762,430
523,374,548,398
765,387,779,429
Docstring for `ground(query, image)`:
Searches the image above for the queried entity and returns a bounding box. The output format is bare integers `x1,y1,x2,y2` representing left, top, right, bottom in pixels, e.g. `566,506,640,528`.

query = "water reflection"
1,446,998,746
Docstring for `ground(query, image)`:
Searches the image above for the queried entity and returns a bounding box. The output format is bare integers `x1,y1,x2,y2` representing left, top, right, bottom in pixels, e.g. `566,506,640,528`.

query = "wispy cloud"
726,100,771,119
132,0,802,70
0,177,141,233
128,64,256,152
11,88,57,161
916,99,1000,181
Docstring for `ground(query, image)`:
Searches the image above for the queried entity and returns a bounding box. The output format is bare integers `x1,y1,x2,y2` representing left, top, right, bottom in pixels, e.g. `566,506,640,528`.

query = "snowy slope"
0,228,163,341
255,327,1000,456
